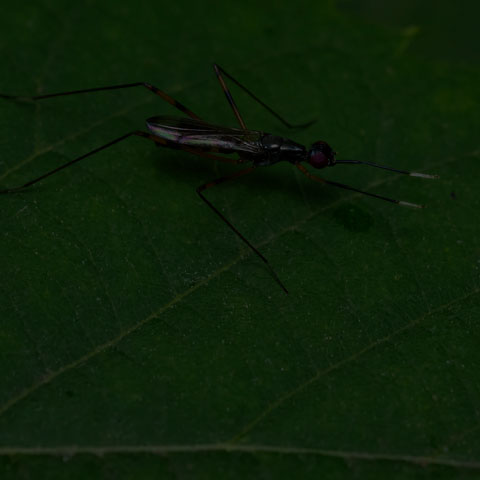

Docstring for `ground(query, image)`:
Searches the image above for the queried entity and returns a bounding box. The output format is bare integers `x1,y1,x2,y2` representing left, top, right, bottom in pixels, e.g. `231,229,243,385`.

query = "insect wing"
146,116,264,154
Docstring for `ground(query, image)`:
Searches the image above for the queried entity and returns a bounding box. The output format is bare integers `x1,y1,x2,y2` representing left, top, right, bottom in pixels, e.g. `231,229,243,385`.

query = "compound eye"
309,151,329,169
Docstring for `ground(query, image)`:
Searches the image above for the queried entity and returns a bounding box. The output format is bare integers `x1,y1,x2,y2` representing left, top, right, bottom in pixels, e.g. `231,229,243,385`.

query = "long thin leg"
0,82,201,120
214,63,315,129
197,169,288,294
213,64,248,130
335,159,439,179
0,132,146,193
296,164,424,208
0,132,245,194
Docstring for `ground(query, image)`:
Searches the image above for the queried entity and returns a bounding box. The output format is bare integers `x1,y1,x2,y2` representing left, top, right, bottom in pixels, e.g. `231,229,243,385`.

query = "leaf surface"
1,1,479,478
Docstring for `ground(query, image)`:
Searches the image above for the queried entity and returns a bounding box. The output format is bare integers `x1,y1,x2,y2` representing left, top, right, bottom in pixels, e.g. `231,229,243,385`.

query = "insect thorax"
253,134,307,166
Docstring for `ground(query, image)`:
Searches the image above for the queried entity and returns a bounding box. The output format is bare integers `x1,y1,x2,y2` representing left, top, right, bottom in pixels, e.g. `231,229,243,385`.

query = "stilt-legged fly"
0,64,438,293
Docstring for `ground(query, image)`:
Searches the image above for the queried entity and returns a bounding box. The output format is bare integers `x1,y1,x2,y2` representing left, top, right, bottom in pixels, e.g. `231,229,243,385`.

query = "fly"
0,64,438,294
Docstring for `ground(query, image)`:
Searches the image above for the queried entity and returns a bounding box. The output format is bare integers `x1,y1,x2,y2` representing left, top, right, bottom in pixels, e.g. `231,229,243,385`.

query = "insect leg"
335,159,439,179
197,168,289,293
0,132,249,193
213,64,248,130
296,164,424,208
213,64,315,129
0,132,168,193
0,82,201,120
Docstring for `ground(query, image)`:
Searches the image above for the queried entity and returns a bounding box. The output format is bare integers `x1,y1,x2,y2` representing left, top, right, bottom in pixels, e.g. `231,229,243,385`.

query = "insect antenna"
335,160,439,179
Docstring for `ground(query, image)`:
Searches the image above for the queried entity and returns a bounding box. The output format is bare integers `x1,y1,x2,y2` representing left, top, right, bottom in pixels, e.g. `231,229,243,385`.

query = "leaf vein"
0,443,478,470
229,287,480,443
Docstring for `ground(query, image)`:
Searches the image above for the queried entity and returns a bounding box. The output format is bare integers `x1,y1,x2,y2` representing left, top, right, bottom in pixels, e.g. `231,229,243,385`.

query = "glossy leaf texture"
1,1,479,478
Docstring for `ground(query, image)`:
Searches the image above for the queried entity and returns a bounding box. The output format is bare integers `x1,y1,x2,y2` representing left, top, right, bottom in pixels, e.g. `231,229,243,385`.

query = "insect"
0,64,438,293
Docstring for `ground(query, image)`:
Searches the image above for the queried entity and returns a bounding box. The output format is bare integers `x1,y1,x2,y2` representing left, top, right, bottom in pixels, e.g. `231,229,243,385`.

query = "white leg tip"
399,200,425,209
409,172,439,179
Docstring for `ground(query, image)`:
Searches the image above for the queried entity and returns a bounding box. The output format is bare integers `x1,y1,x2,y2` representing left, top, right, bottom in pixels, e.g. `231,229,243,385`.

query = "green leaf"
1,1,479,478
